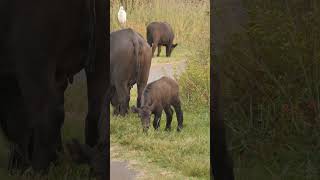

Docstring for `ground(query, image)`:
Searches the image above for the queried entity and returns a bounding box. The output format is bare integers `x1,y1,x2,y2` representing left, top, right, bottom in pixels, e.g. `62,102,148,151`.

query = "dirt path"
110,161,138,180
147,60,186,83
110,60,186,180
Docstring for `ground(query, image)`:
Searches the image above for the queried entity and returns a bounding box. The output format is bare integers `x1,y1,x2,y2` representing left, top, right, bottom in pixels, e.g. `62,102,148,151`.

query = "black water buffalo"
146,22,177,57
110,28,152,116
132,76,183,132
0,0,108,177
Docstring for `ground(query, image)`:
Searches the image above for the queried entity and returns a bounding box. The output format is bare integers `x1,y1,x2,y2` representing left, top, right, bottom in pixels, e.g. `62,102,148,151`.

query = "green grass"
111,87,210,179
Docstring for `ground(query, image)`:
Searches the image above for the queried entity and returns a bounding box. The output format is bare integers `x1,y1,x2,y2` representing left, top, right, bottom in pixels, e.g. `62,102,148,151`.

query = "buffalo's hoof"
113,110,119,116
165,127,171,131
8,145,29,175
153,125,160,130
177,126,183,132
131,106,139,113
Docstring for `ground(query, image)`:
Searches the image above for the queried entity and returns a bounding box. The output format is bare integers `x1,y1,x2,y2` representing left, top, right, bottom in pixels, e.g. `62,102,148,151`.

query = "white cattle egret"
118,6,126,28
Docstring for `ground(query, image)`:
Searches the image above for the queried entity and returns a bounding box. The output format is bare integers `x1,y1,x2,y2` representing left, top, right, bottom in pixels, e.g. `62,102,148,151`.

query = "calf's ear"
173,43,178,48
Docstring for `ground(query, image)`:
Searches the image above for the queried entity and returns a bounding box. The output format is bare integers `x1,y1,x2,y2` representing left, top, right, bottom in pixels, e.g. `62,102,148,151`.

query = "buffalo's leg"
152,36,159,57
114,83,129,116
173,99,183,131
55,78,68,153
151,43,157,57
16,62,60,171
165,45,171,57
164,106,173,131
85,48,109,147
157,45,161,57
8,144,29,174
2,78,30,172
110,88,120,115
153,110,162,130
85,73,105,147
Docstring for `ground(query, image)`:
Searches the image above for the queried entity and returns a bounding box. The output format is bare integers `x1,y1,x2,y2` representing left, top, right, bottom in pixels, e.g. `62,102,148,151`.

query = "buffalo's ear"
172,43,178,48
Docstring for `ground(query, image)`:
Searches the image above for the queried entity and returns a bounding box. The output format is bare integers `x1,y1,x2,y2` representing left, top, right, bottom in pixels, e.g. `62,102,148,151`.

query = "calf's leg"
153,110,162,130
164,106,173,131
173,100,183,131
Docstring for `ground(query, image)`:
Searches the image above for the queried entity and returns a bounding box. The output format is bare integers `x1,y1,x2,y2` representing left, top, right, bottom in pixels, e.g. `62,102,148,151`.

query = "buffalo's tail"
146,29,153,47
132,34,143,85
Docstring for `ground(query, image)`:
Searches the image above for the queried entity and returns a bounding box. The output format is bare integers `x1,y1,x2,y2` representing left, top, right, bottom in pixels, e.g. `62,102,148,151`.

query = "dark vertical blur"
211,0,247,179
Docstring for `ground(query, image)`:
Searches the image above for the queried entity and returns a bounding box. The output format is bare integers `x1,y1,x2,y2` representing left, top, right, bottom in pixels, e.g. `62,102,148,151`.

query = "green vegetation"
218,1,320,179
111,0,210,179
111,98,209,179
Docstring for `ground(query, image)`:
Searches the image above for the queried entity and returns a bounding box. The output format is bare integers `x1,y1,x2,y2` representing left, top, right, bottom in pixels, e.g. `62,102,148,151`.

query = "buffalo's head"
167,43,178,57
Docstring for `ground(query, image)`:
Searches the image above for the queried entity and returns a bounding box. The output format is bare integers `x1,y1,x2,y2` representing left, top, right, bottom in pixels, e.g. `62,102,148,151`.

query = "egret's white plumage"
118,6,126,28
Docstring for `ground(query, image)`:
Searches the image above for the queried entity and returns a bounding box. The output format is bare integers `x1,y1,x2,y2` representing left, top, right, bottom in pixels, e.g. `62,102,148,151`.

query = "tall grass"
219,1,320,179
111,0,209,44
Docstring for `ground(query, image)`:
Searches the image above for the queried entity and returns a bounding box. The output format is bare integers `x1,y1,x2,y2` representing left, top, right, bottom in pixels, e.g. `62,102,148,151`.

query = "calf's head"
131,106,152,132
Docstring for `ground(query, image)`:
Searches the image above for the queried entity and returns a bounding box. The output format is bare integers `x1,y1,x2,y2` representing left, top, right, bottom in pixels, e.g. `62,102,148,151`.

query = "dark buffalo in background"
0,0,108,178
110,28,152,116
132,76,183,132
211,0,247,179
146,22,177,57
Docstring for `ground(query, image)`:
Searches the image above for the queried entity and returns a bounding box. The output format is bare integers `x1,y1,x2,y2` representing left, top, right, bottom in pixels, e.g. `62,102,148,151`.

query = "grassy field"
110,0,210,179
111,86,210,179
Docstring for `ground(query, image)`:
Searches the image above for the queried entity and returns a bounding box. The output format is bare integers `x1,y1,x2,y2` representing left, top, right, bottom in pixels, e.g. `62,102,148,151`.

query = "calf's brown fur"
132,76,183,132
